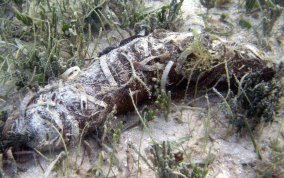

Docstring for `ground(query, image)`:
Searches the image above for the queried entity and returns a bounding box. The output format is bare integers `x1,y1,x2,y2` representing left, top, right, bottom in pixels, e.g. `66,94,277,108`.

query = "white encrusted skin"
7,31,194,151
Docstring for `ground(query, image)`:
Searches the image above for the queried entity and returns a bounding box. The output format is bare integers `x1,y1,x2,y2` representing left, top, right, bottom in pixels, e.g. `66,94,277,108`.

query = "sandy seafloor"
13,0,284,177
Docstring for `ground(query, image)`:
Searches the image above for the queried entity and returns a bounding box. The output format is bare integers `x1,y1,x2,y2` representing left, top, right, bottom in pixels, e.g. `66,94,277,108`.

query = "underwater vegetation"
0,0,283,177
0,0,183,92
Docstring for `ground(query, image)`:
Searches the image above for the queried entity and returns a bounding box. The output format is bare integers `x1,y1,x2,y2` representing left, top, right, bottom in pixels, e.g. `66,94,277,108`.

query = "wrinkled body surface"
2,31,268,151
